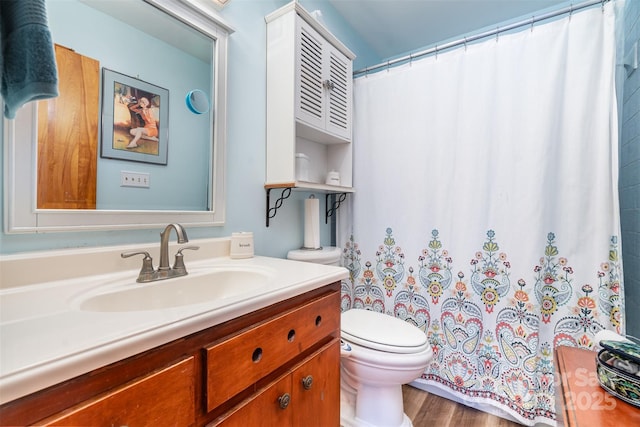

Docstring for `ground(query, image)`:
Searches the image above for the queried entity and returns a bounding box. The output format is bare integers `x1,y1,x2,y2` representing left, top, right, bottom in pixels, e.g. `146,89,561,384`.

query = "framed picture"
100,69,169,165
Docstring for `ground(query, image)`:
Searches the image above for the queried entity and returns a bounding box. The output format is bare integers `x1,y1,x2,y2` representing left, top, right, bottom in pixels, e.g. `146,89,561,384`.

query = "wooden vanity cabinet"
0,283,341,426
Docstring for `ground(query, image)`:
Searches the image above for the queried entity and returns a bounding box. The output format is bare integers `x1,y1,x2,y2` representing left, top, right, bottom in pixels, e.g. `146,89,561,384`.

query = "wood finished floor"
403,385,523,426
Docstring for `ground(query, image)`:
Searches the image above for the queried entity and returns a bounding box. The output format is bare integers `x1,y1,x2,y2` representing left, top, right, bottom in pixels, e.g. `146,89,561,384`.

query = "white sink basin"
76,266,275,312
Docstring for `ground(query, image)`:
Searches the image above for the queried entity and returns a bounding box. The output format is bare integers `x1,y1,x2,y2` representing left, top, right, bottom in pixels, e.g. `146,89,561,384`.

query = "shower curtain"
338,3,623,426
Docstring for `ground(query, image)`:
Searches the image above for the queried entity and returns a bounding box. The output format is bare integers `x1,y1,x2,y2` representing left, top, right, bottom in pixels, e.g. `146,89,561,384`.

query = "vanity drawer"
204,291,339,412
39,356,196,426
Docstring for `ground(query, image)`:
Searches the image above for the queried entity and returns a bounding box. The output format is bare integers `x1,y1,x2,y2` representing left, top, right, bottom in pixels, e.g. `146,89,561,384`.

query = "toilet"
340,309,432,427
287,247,433,427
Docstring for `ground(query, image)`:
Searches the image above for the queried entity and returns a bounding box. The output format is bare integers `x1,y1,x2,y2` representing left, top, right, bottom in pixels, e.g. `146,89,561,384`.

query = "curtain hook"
463,37,467,51
435,45,438,60
531,16,534,32
386,60,390,72
496,27,499,43
409,53,413,66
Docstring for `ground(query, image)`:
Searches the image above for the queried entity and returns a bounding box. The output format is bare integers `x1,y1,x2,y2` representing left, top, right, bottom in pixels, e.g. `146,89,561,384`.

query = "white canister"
230,232,254,259
295,153,310,182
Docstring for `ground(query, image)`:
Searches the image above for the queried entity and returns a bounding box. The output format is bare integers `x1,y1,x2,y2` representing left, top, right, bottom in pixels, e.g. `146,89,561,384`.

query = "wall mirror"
3,0,232,233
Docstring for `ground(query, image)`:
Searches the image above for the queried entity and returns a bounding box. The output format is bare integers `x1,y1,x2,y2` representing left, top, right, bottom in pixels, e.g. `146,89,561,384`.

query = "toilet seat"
341,309,429,354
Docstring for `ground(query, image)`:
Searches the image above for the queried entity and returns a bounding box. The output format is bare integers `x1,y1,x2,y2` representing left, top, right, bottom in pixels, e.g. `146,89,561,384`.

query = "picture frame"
100,68,169,165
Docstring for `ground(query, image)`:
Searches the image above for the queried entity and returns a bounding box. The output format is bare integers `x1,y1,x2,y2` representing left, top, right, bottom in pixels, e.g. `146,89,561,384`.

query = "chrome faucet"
121,223,199,283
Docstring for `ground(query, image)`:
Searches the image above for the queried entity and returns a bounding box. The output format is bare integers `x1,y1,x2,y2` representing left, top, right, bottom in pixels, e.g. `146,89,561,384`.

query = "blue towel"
1,0,59,119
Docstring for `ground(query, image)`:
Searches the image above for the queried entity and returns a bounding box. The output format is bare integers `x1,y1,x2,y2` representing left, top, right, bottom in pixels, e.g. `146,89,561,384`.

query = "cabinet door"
37,44,99,209
324,45,352,141
40,357,195,426
295,17,326,131
215,374,293,427
291,339,340,427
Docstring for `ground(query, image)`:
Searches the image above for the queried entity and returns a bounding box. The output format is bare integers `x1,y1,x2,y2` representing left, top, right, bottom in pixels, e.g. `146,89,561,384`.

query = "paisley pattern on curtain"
340,229,623,424
337,3,623,425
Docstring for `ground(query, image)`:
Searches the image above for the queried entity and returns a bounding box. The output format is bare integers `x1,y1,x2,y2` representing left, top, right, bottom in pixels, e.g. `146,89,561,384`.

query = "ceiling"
327,0,568,60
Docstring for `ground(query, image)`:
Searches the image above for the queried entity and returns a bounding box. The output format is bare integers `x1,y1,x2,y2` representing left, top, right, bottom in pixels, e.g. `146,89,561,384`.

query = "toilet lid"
341,309,429,354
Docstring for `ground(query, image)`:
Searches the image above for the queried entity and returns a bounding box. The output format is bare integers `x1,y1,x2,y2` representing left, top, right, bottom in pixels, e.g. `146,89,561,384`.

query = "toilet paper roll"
304,197,320,249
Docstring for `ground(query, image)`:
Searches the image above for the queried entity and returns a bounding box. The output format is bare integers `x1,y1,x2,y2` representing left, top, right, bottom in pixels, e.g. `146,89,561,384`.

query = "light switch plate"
121,171,150,188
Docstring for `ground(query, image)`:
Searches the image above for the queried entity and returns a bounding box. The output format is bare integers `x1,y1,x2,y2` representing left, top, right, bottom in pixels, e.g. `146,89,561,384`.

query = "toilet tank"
286,247,341,266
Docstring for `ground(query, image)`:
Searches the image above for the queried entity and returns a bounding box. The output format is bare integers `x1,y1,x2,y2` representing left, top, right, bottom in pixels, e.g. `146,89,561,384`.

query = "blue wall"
621,0,640,337
0,0,379,256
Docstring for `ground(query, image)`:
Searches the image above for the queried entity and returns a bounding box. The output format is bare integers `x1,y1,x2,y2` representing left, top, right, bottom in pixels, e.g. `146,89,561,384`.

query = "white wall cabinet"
265,2,355,193
295,17,352,143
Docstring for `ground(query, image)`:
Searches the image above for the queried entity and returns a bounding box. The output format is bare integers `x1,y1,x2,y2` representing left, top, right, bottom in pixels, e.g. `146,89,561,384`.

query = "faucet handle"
121,251,155,282
173,246,200,272
177,245,200,255
121,250,152,260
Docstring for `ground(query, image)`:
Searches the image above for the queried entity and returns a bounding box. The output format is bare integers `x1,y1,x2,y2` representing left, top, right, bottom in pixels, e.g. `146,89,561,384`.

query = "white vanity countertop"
0,240,348,405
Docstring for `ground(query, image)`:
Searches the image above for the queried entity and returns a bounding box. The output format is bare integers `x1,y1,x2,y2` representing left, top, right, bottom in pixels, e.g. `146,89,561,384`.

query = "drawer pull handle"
315,315,322,326
302,375,313,390
278,392,291,409
288,329,296,342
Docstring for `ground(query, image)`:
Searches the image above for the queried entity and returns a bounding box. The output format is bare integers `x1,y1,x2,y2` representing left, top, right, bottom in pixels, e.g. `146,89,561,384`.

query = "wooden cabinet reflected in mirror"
37,45,99,209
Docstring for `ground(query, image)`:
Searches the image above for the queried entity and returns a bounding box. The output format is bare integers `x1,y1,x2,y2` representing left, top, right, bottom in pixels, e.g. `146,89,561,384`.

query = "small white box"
325,170,340,186
230,232,254,259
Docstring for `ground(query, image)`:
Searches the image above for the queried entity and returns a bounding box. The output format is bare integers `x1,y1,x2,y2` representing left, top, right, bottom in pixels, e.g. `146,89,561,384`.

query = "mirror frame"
3,0,233,233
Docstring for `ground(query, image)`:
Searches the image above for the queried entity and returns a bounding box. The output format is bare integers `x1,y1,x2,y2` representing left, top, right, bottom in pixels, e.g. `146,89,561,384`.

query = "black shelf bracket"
325,193,347,224
266,187,292,227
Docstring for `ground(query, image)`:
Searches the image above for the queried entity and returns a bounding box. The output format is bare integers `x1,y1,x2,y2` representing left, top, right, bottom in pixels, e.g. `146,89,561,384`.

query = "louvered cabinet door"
324,46,352,141
296,18,326,132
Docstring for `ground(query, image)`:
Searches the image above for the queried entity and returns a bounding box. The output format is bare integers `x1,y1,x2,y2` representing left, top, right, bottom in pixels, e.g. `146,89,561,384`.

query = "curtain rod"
354,0,610,77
